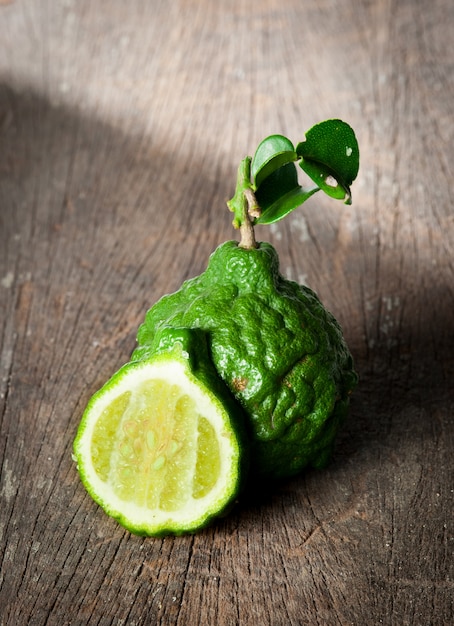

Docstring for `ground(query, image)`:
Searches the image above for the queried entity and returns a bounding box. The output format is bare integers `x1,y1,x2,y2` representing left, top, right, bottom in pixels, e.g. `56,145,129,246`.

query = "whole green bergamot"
132,240,358,479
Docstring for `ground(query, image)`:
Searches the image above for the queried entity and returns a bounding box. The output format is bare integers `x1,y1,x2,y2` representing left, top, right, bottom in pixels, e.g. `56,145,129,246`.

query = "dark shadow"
338,268,454,463
0,81,234,362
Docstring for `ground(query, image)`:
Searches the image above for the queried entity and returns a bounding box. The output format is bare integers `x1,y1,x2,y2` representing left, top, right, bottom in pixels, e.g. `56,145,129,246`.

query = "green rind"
133,241,358,480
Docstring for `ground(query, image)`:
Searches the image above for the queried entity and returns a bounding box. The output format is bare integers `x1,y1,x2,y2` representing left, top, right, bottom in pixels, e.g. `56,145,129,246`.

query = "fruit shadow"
340,271,454,457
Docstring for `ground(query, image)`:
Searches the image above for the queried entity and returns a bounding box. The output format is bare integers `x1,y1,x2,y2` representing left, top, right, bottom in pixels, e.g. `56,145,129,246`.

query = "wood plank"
1,0,453,624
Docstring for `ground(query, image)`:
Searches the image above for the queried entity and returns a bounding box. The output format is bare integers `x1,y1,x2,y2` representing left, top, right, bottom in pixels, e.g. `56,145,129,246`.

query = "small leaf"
251,135,297,190
299,159,352,204
256,186,319,225
296,119,359,203
255,162,319,225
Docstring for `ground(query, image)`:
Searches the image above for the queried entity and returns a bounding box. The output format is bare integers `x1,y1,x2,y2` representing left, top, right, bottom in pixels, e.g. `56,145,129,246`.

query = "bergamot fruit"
73,328,247,536
133,240,357,480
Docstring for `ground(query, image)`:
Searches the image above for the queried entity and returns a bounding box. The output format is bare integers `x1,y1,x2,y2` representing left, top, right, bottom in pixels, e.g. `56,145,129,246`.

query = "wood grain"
1,0,453,624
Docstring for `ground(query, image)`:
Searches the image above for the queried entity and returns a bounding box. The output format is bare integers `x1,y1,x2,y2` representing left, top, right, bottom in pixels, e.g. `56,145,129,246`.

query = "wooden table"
1,1,453,624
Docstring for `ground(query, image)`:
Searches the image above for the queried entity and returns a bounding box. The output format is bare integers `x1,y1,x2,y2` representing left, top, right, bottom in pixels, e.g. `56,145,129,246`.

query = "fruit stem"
227,157,260,250
239,203,257,249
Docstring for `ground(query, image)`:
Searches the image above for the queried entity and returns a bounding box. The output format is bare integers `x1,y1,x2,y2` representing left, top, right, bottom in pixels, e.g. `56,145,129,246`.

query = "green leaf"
251,135,297,190
256,185,319,225
255,162,319,225
296,119,359,204
299,159,352,204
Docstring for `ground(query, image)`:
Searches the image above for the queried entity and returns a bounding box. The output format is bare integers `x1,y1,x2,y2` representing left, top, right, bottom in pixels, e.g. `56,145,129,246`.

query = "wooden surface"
1,0,453,624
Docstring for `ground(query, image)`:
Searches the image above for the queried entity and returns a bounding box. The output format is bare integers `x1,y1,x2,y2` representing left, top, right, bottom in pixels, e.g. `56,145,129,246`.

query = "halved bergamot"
73,328,247,536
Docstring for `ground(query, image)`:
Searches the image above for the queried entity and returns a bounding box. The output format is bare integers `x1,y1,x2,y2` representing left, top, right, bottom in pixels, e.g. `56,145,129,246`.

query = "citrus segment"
194,417,221,499
73,348,244,536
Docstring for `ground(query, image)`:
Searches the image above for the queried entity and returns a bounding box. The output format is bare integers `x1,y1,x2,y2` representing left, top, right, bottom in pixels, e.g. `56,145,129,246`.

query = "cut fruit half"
73,329,245,536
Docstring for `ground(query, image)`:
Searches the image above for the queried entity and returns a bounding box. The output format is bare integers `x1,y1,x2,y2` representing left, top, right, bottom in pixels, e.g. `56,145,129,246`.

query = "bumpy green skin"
132,241,358,480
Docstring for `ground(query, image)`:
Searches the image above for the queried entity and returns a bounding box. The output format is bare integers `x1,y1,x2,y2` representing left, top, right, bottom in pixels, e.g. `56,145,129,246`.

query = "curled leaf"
251,135,297,190
299,159,352,204
255,162,318,225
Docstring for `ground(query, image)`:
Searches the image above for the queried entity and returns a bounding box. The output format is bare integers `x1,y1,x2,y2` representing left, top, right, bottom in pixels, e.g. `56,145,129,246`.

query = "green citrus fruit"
133,241,358,480
73,328,247,536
